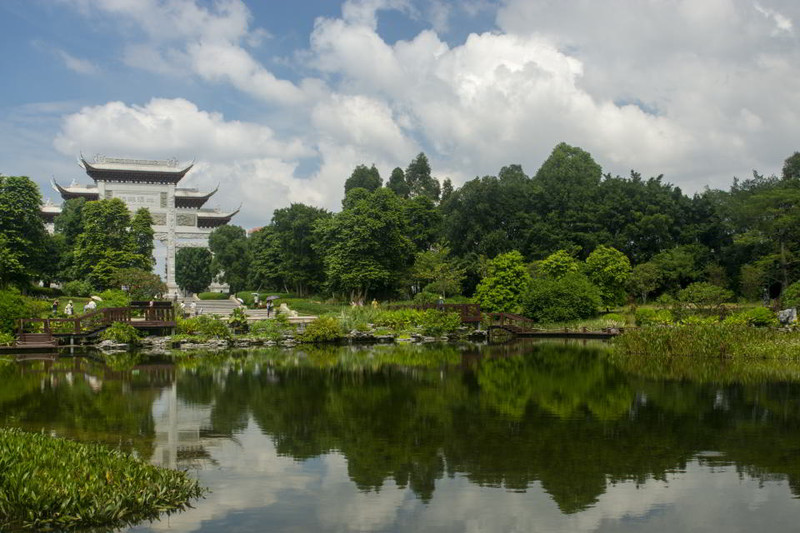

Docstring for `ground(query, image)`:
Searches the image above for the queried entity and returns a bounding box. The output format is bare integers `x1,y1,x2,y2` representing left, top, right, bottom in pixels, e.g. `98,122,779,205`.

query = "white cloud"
55,49,99,75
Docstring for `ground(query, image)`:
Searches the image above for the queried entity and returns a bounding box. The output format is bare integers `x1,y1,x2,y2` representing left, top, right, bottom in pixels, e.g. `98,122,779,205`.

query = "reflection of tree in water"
171,342,800,512
0,358,162,459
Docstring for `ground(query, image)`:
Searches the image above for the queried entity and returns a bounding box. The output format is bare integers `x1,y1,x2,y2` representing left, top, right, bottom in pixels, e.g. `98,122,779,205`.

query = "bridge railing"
17,305,175,337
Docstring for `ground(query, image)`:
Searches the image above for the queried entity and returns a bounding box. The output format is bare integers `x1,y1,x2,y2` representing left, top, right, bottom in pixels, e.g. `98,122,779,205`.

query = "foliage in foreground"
100,322,142,345
0,428,203,531
614,324,800,359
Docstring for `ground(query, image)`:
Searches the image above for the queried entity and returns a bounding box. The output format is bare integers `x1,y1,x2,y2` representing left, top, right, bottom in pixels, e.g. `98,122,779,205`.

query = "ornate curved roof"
175,184,218,208
51,178,100,200
79,155,194,184
197,205,241,228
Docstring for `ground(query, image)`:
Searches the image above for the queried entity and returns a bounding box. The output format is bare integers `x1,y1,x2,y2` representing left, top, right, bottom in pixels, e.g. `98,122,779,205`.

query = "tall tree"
269,203,331,295
403,195,442,251
0,175,47,288
584,245,632,309
72,199,149,289
344,164,382,194
473,250,532,313
176,247,214,294
130,208,155,269
405,153,440,201
315,188,414,301
387,167,409,198
208,225,250,293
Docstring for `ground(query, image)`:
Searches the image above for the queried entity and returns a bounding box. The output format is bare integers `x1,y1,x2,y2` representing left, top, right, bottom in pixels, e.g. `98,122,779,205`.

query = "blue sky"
1,0,799,229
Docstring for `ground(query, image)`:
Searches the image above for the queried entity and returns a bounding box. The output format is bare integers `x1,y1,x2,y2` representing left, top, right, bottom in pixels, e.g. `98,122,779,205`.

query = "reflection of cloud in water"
129,439,800,533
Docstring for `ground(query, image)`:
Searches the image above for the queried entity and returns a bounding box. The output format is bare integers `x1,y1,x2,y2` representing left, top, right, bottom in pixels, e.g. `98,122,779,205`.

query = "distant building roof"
175,185,218,208
197,206,241,228
51,179,100,200
80,155,194,184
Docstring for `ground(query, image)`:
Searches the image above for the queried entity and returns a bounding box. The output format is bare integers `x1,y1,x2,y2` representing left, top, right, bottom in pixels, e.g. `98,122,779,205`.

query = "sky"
1,0,799,230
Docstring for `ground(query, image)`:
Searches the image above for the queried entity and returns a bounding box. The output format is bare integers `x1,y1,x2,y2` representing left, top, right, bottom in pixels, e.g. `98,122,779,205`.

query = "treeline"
2,143,800,304
209,144,800,304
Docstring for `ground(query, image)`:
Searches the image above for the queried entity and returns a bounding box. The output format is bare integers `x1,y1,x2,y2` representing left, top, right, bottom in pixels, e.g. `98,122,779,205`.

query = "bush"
97,289,130,309
198,292,229,300
678,282,734,309
249,317,292,341
413,291,439,304
100,322,141,344
722,307,777,328
62,280,93,297
177,315,231,339
634,308,674,326
373,309,422,331
418,310,461,336
522,273,601,323
299,316,342,343
0,332,14,346
227,307,249,333
783,281,800,308
601,313,627,327
25,285,63,298
0,290,49,335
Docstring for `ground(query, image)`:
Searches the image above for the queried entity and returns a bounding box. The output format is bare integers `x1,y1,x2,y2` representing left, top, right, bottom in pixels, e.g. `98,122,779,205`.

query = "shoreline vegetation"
0,428,203,531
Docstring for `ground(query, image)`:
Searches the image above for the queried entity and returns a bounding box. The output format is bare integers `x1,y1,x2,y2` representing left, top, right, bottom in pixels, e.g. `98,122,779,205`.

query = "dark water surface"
2,341,800,532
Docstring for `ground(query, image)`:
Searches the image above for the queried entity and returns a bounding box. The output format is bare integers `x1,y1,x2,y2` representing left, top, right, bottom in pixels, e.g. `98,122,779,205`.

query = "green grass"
197,292,230,300
0,428,204,531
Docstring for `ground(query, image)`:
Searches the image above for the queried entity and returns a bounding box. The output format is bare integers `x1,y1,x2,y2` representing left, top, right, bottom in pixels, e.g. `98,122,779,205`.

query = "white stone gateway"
44,155,239,296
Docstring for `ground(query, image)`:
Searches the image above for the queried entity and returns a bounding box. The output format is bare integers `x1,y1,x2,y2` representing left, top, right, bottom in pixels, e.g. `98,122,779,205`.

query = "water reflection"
2,342,800,531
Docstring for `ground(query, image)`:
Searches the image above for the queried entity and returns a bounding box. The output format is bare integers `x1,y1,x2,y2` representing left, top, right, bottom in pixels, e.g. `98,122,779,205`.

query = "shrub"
249,318,292,341
678,282,734,309
299,316,342,342
373,309,422,330
177,315,231,339
634,308,674,326
601,313,627,327
413,291,439,304
418,310,461,336
227,307,249,333
783,281,800,308
722,307,777,328
0,332,14,346
681,315,719,326
100,322,141,344
62,280,93,297
96,289,130,309
522,273,601,323
0,290,49,335
25,285,63,298
198,292,229,300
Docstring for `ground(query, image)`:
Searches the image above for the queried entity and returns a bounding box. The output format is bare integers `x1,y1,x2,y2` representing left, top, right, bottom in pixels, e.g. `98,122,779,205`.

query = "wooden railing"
17,304,176,337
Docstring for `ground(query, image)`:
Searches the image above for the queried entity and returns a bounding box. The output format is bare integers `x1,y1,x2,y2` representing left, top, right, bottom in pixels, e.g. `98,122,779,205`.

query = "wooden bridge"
14,302,176,349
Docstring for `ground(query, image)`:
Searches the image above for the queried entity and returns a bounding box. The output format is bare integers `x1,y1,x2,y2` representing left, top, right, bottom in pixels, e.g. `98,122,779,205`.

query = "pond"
2,340,800,532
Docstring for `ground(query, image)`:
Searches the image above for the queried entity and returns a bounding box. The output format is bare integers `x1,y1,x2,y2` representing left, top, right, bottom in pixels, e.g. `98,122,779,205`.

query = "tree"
628,262,661,303
522,273,601,323
783,152,800,181
410,246,465,297
208,225,250,293
537,250,580,279
175,247,214,294
315,188,414,301
0,175,47,288
71,198,150,289
130,208,155,268
110,268,167,300
473,250,531,313
266,203,330,295
403,195,442,251
739,263,766,302
585,245,631,309
344,164,382,194
405,153,440,201
248,226,283,290
440,178,454,203
387,167,409,198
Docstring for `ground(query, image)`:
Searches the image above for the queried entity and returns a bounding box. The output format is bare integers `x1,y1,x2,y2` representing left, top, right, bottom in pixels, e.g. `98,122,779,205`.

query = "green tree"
344,164,382,194
440,178,454,203
130,208,155,268
0,176,47,288
783,152,800,181
387,167,409,198
628,262,661,303
473,250,531,313
739,263,766,301
405,153,440,201
585,245,631,309
72,198,149,289
175,247,214,294
537,250,580,279
315,188,414,301
109,268,167,300
208,225,250,293
248,226,283,290
267,204,331,295
522,273,601,323
403,195,442,251
410,246,465,297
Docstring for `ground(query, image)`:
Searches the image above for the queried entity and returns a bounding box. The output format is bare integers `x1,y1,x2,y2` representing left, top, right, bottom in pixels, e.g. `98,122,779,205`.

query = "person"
190,301,197,316
84,299,97,313
254,294,260,306
52,299,59,314
179,301,186,317
266,300,272,318
371,299,378,309
64,300,74,316
437,295,445,311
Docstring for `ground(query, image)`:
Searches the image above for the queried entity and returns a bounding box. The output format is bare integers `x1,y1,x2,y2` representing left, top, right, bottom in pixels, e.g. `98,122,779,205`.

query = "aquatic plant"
0,428,204,531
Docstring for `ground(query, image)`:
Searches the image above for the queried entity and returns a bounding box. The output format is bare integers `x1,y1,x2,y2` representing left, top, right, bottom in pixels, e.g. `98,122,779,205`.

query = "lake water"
2,340,800,532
